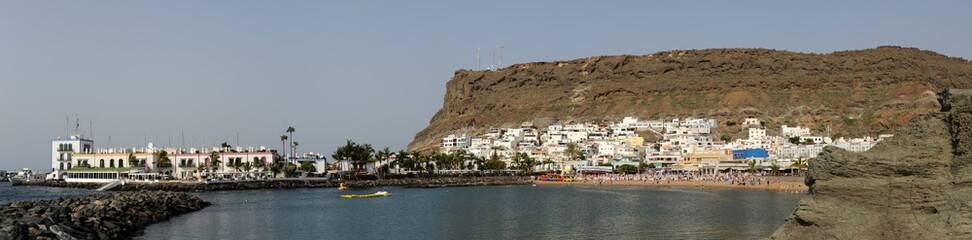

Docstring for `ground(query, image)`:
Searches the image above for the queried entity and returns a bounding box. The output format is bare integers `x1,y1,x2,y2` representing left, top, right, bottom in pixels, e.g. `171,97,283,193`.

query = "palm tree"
127,152,137,174
286,126,295,160
299,161,317,174
791,157,808,176
280,135,289,160
565,143,582,161
268,162,281,178
253,157,266,172
375,147,391,178
209,151,221,173
231,161,242,173
157,150,172,171
747,160,758,173
293,141,300,158
242,162,253,172
770,161,781,176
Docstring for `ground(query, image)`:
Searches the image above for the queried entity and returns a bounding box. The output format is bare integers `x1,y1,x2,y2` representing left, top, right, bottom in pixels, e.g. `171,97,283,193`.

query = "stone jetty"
29,176,533,192
0,191,209,240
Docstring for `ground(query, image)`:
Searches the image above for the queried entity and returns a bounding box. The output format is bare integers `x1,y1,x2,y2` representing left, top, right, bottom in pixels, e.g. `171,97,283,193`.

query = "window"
110,159,115,168
99,159,105,168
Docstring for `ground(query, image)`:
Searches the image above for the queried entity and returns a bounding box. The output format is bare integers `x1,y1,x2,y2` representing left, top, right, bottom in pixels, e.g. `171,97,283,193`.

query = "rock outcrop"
0,191,210,240
769,89,972,239
409,46,972,152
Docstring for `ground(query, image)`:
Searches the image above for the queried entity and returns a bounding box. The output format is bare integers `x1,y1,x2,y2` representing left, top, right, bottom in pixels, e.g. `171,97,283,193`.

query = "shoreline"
534,178,808,192
26,176,534,191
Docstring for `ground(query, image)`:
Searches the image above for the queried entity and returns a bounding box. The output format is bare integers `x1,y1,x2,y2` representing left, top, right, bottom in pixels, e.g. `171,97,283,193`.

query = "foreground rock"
0,191,210,240
32,176,533,192
769,89,972,239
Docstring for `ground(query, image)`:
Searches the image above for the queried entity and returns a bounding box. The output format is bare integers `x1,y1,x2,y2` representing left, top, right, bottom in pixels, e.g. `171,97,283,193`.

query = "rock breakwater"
769,89,972,239
0,191,209,240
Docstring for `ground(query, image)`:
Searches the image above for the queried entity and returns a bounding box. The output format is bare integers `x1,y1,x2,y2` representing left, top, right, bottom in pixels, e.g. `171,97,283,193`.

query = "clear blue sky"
1,1,970,171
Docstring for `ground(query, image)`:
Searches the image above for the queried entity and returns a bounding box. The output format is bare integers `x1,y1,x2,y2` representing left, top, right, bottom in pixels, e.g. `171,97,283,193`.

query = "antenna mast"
477,47,481,70
497,44,505,67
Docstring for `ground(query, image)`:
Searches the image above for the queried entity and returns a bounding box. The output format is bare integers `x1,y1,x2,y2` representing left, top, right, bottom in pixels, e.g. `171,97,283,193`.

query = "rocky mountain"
769,89,972,239
409,46,972,151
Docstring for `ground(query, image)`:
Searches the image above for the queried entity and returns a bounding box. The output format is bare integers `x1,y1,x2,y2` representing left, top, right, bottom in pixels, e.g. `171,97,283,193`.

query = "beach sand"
534,178,808,192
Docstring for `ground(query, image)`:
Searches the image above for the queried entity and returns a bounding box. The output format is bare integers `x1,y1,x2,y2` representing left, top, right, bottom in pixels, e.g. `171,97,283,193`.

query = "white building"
748,128,767,140
50,135,94,180
441,134,471,149
830,136,882,153
776,144,824,159
743,118,760,126
799,136,825,144
781,125,811,137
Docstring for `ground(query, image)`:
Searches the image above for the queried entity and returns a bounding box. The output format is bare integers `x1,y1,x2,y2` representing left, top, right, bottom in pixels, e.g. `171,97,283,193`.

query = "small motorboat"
341,191,390,198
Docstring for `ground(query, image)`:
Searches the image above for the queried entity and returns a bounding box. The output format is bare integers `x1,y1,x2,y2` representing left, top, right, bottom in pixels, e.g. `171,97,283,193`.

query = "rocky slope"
769,89,972,239
0,191,209,240
409,46,972,151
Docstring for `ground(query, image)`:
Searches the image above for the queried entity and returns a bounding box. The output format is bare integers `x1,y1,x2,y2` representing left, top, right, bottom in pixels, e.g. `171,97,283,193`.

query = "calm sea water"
132,185,802,240
0,182,97,204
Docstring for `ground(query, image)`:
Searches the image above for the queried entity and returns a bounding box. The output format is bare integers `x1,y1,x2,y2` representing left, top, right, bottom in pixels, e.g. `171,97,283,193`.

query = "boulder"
769,89,972,239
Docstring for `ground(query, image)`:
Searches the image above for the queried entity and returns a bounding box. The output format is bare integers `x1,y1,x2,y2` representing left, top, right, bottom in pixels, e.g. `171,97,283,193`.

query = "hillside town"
439,116,892,174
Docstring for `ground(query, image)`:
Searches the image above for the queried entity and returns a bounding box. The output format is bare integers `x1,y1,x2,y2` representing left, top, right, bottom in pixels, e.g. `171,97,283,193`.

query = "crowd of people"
569,171,806,193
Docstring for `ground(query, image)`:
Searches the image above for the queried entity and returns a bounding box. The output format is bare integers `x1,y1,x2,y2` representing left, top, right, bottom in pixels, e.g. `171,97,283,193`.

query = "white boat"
341,191,391,198
10,168,39,186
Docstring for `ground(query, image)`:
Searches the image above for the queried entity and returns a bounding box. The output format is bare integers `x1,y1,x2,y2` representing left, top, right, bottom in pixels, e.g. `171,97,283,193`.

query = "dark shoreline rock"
28,176,533,192
0,191,209,240
769,89,972,239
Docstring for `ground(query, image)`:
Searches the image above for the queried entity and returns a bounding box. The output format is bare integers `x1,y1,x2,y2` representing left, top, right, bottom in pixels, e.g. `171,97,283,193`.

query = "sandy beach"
534,178,808,193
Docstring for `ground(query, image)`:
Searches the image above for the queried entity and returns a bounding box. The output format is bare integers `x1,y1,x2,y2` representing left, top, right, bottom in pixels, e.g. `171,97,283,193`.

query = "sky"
1,1,970,171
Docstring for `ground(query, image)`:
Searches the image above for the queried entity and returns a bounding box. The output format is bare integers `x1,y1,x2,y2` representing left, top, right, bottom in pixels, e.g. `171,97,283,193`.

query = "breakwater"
0,191,209,240
29,176,533,192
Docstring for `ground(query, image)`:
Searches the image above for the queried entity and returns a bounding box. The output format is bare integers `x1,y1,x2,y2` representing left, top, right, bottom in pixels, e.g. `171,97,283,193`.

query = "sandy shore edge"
534,179,808,192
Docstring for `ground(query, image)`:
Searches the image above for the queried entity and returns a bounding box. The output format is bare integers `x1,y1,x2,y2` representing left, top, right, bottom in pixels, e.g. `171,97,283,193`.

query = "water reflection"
138,186,802,240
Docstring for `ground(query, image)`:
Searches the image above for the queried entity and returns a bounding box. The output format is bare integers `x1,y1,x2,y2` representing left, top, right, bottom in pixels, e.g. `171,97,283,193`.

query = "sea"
1,182,802,239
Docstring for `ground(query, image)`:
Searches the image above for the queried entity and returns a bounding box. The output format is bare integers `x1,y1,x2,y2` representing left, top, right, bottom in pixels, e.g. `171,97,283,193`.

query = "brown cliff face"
409,46,972,151
768,89,972,239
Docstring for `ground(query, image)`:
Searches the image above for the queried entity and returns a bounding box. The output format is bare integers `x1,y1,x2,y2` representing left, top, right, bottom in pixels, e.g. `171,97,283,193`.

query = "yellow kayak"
341,191,391,198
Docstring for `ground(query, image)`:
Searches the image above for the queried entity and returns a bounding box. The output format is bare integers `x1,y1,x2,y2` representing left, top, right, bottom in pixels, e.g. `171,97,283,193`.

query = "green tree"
286,126,296,159
208,151,221,172
242,162,253,173
720,135,732,142
293,141,300,157
565,143,582,161
299,161,317,174
283,162,298,177
268,162,282,178
127,153,137,168
157,150,172,169
231,160,242,173
638,162,649,173
770,161,781,176
788,136,801,145
617,165,638,174
747,160,758,173
791,157,808,175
